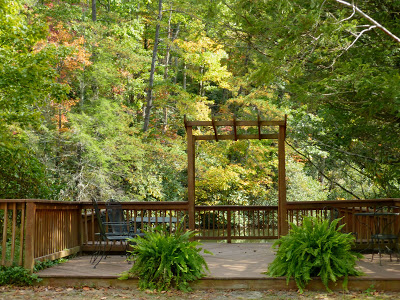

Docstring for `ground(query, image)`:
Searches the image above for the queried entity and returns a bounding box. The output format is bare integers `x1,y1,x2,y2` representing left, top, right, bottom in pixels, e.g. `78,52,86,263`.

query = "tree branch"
338,0,355,23
286,141,361,199
332,0,400,43
327,24,377,67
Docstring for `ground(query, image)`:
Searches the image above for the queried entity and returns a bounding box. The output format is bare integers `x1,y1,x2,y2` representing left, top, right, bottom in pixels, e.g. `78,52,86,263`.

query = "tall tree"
92,0,97,22
143,0,163,132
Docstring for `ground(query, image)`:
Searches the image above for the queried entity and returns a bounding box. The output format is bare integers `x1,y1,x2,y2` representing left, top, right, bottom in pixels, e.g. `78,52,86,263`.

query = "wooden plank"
33,276,400,292
185,120,286,127
194,133,278,141
227,209,231,243
278,124,288,237
195,205,278,210
10,203,17,263
229,236,278,240
78,209,83,255
91,209,95,245
211,118,218,141
35,204,81,210
80,201,190,210
1,203,8,265
40,210,45,257
34,246,81,262
19,204,25,266
187,125,195,231
24,202,36,271
286,199,395,209
233,117,237,141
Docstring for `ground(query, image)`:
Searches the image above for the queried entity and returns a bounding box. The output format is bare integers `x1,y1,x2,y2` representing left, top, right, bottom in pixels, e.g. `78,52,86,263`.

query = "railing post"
227,209,232,243
1,202,8,266
78,204,84,255
24,202,36,272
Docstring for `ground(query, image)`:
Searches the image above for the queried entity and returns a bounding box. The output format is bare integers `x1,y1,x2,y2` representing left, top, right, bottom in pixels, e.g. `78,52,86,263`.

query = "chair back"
373,206,400,236
91,198,107,240
106,199,129,235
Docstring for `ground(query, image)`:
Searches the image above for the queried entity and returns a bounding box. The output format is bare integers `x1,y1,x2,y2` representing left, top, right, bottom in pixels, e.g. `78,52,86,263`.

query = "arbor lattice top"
184,115,287,141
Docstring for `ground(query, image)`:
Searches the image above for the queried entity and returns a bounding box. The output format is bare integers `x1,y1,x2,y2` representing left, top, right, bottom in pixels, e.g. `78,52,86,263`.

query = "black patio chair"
90,198,144,268
105,199,130,235
370,206,400,265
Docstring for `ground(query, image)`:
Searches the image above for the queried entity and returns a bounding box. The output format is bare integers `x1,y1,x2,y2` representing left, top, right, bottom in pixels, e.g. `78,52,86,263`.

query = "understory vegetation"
1,0,399,203
120,226,210,291
0,266,41,286
267,217,363,293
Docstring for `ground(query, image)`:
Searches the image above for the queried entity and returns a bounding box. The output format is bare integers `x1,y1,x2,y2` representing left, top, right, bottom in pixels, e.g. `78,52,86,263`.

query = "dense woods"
1,0,399,203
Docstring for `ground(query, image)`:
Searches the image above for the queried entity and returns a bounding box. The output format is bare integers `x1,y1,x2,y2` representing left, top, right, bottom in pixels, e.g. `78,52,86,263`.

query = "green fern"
266,217,363,293
119,224,211,291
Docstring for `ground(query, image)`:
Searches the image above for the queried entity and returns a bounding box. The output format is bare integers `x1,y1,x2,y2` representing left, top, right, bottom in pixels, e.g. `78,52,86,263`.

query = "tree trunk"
163,7,173,80
162,107,168,134
199,65,204,96
91,0,96,22
162,16,180,134
79,77,85,109
143,0,162,132
183,63,187,90
173,57,178,84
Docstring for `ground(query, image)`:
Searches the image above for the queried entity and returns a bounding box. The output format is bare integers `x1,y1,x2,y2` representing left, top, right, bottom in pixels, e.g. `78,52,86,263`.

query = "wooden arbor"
184,116,288,237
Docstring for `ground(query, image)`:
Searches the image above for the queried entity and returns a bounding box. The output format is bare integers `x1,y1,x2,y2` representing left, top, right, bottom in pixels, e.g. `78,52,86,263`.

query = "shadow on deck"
36,243,400,291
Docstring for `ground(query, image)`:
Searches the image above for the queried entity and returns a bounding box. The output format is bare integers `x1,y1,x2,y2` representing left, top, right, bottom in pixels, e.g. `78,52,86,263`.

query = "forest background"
1,0,399,205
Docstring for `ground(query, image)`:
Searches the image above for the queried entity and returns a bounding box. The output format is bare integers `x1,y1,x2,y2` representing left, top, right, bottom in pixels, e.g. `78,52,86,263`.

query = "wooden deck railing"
287,199,400,246
1,198,399,271
0,200,26,268
0,200,83,270
195,206,278,242
0,200,189,270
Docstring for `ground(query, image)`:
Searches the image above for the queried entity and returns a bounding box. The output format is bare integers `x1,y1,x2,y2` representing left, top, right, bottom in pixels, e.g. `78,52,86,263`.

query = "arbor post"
187,126,195,231
278,118,288,237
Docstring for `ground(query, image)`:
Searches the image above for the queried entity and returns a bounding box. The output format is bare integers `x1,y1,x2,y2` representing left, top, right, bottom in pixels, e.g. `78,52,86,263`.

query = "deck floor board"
36,243,400,290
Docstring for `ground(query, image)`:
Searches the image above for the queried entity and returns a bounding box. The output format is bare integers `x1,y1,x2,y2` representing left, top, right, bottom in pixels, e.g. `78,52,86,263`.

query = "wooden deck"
36,243,400,291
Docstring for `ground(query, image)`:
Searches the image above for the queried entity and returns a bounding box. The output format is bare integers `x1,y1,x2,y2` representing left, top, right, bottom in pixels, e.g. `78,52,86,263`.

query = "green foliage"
0,127,52,199
3,0,398,202
266,217,363,293
205,0,400,198
0,0,69,127
33,257,68,272
285,158,328,202
0,266,41,286
120,226,211,291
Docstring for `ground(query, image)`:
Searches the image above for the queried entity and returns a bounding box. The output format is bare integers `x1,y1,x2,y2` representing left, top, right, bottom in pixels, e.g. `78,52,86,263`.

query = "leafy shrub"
0,266,41,286
119,225,211,291
266,217,363,293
